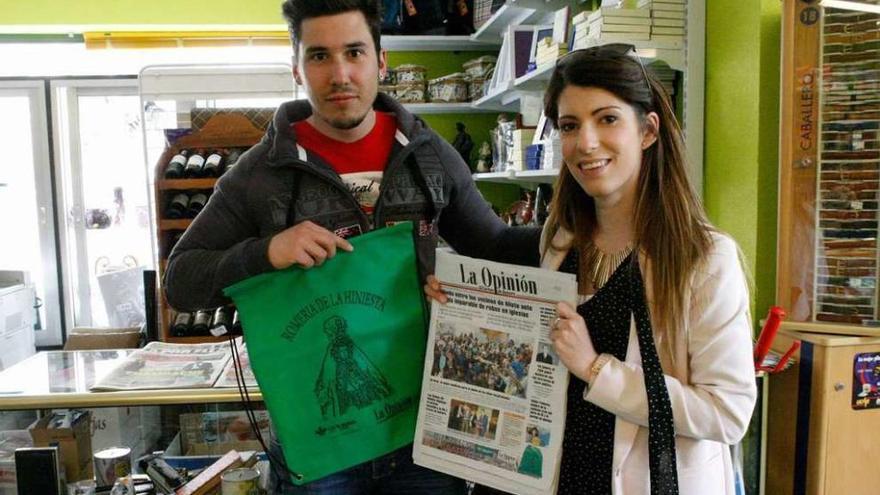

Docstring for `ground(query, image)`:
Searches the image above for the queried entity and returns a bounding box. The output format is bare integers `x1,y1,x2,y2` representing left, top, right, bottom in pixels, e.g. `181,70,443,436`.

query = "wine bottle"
191,310,213,335
170,312,193,336
232,310,243,334
165,193,189,219
183,149,206,178
186,192,208,218
164,149,190,179
203,149,224,178
212,306,234,334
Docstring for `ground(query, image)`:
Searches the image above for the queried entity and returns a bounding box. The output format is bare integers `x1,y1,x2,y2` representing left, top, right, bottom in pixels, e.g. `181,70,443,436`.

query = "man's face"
293,10,386,132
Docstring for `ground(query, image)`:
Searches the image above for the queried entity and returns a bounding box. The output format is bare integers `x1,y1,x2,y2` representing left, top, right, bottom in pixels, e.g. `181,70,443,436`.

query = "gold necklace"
580,242,634,291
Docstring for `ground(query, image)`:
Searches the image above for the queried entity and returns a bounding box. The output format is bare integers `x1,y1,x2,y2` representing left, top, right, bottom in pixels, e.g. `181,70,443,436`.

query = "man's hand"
267,221,353,269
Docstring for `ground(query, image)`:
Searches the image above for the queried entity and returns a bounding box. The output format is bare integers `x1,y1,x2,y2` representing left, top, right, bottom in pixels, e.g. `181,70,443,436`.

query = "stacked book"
540,133,563,171
637,0,687,45
508,129,537,171
525,144,543,171
648,62,677,99
572,7,651,50
535,37,568,69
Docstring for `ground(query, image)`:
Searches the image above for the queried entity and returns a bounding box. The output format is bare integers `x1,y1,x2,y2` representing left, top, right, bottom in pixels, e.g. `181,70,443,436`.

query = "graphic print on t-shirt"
342,171,383,215
292,111,397,216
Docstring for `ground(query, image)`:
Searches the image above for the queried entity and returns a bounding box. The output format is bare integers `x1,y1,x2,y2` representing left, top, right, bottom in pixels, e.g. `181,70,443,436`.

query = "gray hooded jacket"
165,93,539,311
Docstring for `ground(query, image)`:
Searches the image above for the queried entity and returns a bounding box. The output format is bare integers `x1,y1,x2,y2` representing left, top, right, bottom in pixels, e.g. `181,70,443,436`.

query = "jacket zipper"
372,134,430,227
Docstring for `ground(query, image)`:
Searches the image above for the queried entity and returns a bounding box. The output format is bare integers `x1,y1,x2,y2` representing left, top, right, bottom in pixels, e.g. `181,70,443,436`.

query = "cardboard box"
179,411,270,456
63,327,141,350
28,411,93,481
87,405,160,454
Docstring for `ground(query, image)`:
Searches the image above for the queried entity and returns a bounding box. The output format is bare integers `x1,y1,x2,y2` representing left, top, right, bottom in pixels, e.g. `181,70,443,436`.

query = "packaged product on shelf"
395,64,427,84
379,84,398,97
28,410,93,482
467,75,488,101
462,55,496,78
395,81,427,103
379,68,396,86
427,73,469,103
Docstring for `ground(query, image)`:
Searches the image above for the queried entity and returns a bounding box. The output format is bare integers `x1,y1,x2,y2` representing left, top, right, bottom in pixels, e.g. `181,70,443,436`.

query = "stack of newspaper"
90,338,257,391
638,0,687,45
413,251,577,495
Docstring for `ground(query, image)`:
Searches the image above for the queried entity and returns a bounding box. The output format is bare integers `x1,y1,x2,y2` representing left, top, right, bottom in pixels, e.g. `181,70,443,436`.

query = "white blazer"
541,227,757,495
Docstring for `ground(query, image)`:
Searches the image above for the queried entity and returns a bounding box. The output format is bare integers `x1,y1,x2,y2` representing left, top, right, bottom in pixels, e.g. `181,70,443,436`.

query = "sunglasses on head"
555,43,651,93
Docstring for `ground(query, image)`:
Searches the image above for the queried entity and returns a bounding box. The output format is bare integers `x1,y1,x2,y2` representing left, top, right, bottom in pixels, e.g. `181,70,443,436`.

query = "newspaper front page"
91,340,233,390
413,251,576,495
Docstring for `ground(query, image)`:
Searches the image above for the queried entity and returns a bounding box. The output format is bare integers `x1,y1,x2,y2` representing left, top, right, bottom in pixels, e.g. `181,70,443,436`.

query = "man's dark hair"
281,0,382,55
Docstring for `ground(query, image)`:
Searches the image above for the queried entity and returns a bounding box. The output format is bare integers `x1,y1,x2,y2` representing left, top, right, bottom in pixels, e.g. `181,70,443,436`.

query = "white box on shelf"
0,280,35,373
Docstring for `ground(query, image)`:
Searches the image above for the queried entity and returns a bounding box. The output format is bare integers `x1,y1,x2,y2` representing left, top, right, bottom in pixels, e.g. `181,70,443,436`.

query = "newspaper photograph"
413,251,576,495
91,340,233,390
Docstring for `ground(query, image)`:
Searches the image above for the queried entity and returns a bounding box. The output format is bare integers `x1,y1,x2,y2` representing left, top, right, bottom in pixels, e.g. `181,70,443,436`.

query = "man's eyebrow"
303,41,368,55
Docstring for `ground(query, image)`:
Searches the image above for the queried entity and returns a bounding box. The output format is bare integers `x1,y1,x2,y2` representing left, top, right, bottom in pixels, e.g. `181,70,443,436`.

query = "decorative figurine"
475,142,492,173
452,122,474,167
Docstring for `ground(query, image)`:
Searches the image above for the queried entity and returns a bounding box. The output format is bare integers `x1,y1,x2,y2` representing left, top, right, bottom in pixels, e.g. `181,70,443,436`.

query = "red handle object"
754,306,786,367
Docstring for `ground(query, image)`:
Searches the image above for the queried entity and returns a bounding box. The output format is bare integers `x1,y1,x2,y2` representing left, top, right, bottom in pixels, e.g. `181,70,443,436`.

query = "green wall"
0,1,286,25
704,0,780,323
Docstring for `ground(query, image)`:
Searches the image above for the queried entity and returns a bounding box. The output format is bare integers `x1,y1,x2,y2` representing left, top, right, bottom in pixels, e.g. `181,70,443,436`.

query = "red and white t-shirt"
293,111,397,215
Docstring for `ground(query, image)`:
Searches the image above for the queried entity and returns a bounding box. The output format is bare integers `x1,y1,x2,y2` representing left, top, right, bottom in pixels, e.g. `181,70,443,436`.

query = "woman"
427,44,756,494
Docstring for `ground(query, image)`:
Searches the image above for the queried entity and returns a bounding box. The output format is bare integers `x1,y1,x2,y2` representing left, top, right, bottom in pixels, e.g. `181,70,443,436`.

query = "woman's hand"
550,301,598,382
424,274,449,304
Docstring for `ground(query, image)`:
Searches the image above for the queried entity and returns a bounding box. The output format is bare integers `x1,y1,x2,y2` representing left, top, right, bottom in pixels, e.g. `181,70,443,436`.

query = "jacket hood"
264,92,431,163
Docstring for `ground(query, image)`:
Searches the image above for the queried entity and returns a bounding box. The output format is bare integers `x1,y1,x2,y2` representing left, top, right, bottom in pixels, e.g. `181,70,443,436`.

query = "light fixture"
819,0,880,14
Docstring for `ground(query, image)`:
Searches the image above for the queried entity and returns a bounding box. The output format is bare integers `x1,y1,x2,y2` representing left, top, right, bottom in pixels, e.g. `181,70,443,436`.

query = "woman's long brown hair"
543,53,713,360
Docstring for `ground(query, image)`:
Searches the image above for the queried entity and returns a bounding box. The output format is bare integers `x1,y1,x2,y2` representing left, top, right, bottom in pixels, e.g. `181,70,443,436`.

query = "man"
164,1,539,493
536,345,553,364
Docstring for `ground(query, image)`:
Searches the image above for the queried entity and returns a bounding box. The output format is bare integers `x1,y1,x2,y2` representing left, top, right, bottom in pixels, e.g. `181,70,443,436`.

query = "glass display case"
0,350,267,494
777,0,880,332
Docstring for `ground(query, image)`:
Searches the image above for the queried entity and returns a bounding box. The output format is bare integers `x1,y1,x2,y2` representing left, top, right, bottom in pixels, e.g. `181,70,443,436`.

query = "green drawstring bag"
224,222,427,484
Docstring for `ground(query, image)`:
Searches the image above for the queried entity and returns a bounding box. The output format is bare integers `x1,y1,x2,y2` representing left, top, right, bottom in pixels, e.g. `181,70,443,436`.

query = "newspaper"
215,340,258,388
413,251,576,495
91,339,249,390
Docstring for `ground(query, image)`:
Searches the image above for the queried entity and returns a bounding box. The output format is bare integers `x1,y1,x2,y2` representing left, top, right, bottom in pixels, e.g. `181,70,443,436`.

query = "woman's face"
556,85,658,207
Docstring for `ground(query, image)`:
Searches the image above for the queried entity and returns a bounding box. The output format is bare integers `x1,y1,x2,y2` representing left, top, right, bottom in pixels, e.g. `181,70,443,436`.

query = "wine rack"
153,112,265,343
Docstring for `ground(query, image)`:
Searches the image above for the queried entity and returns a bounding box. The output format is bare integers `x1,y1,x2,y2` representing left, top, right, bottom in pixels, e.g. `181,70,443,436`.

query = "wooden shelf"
152,112,265,342
159,219,193,230
157,178,218,190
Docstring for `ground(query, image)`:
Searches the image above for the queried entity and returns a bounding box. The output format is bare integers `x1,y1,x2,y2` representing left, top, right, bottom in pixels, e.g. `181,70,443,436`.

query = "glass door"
0,80,63,346
52,79,155,329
